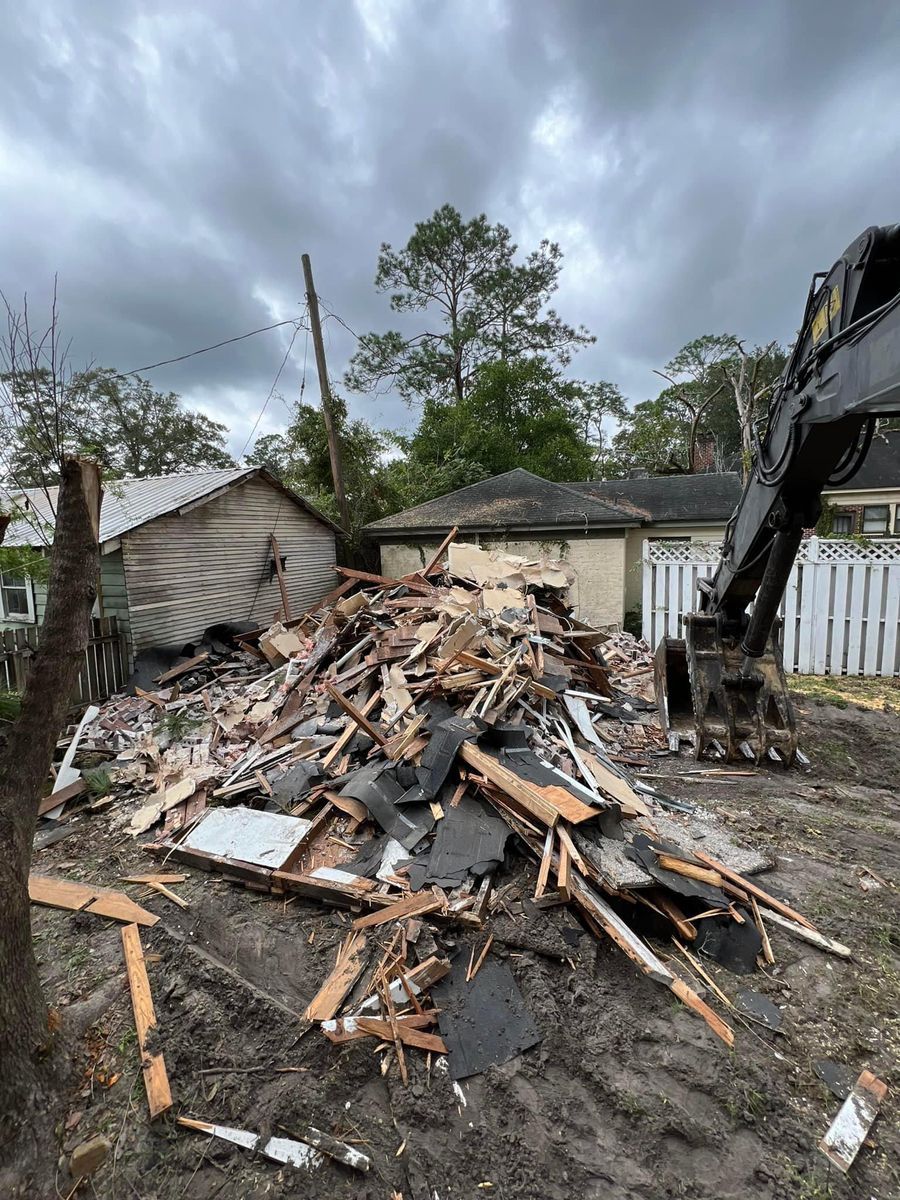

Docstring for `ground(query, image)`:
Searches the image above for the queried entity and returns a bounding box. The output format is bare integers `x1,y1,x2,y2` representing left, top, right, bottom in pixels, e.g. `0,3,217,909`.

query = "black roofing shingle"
363,468,636,534
565,473,743,523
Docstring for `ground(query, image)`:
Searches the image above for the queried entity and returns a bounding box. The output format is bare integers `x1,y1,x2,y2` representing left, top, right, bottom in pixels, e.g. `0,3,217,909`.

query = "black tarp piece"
629,834,730,909
125,646,194,693
735,989,783,1031
342,834,389,879
433,954,541,1079
814,1059,858,1101
417,716,478,799
340,765,433,850
425,794,510,887
695,908,762,974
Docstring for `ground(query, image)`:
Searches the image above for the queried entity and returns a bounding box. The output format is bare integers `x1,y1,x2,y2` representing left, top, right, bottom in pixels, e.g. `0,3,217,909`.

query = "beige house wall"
378,530,629,628
622,523,729,614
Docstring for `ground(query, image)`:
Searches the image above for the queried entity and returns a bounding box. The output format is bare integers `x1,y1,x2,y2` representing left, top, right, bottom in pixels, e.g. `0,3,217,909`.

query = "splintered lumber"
556,833,572,901
334,565,434,595
304,931,369,1021
668,976,734,1048
351,892,444,930
655,853,724,887
459,742,596,826
178,1117,323,1170
29,875,159,927
121,923,173,1119
322,692,381,768
534,826,554,898
578,752,649,816
322,1012,436,1042
818,1069,888,1172
325,684,387,746
39,777,87,816
570,872,672,985
760,909,852,959
692,851,816,930
385,713,426,760
356,1016,447,1054
750,896,774,964
270,533,292,621
422,525,460,576
146,880,189,909
154,653,209,685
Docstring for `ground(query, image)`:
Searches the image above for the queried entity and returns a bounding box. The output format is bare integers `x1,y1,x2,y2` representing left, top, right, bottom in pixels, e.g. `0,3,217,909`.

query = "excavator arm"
657,225,900,763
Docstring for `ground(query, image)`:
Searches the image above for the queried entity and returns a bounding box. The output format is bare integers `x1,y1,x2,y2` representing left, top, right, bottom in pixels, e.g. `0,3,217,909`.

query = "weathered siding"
98,549,132,662
378,530,628,628
122,478,337,652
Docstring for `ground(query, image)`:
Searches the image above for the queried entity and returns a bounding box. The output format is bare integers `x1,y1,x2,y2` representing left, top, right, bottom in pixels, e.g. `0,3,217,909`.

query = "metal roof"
1,467,342,550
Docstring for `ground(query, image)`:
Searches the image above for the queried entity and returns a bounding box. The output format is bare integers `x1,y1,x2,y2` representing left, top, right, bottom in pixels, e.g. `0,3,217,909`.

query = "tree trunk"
0,457,100,1170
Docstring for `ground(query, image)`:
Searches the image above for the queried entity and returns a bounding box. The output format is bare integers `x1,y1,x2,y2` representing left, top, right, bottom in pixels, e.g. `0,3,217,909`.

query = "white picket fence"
642,537,900,676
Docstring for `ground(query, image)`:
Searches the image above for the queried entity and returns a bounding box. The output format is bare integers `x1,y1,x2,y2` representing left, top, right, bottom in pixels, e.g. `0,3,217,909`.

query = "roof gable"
829,429,900,492
364,468,636,535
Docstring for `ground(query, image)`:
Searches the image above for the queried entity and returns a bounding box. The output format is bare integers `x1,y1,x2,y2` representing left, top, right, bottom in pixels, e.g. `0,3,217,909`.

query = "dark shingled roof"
831,430,900,491
364,468,637,535
565,473,743,523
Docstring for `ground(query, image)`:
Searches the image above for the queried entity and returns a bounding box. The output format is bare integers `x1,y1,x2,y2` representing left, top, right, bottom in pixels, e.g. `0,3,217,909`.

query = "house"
566,473,743,617
824,429,900,535
1,468,341,665
363,468,639,628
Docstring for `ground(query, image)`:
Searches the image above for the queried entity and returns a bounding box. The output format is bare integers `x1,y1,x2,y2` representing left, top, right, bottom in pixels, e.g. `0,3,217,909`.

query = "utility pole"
301,253,351,534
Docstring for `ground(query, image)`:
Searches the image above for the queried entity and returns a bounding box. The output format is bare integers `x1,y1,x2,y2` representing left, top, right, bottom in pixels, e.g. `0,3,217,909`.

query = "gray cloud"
2,0,900,457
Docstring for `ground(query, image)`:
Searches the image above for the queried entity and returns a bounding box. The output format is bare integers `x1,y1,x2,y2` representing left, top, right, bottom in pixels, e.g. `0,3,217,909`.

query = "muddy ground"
25,693,900,1200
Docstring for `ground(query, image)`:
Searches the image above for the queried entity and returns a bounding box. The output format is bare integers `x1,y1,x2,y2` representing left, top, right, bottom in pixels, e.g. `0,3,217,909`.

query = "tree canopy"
2,367,233,486
345,204,594,405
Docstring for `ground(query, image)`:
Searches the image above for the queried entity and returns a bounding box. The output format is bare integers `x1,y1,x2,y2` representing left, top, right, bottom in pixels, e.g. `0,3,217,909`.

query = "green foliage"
398,357,595,483
155,709,206,742
246,394,402,545
3,367,234,485
0,545,49,583
346,204,593,404
0,691,22,722
83,767,112,798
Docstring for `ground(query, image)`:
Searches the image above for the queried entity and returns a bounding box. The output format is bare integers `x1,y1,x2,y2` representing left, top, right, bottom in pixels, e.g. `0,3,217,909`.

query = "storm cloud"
2,0,900,456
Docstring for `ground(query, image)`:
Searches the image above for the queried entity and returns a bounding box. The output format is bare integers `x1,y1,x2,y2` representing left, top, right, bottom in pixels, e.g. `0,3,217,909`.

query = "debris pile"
36,541,854,1086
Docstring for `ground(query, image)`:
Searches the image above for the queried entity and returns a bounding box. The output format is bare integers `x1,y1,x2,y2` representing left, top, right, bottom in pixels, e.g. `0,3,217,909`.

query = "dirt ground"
24,691,900,1200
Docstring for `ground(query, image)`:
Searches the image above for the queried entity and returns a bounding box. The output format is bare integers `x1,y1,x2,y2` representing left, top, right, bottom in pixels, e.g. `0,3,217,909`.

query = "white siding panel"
122,478,337,652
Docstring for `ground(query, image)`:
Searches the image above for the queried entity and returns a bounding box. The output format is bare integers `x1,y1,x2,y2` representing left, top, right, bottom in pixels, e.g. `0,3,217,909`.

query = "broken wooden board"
351,891,444,931
155,653,209,685
761,909,852,959
304,931,370,1021
121,923,172,1119
460,743,596,826
29,875,159,927
818,1070,888,1172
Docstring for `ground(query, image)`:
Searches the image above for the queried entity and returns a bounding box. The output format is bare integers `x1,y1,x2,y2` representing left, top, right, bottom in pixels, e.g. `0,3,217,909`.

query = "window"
831,510,854,535
862,504,890,535
0,571,34,621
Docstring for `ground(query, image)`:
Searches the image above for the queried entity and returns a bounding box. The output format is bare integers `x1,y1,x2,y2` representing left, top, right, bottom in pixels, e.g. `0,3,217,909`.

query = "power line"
237,323,301,460
317,297,360,342
121,318,304,377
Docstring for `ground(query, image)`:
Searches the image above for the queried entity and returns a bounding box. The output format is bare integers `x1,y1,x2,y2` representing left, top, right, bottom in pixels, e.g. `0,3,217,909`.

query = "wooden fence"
1,615,128,704
642,537,900,677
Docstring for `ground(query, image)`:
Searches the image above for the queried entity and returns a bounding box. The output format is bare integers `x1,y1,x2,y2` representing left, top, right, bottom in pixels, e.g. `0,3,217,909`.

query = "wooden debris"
155,653,210,685
352,892,444,931
29,875,158,927
121,923,172,1119
304,931,369,1021
818,1070,888,1172
760,909,852,959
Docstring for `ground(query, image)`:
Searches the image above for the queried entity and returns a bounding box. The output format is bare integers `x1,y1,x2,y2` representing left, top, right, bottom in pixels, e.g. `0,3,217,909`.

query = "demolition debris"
30,541,874,1173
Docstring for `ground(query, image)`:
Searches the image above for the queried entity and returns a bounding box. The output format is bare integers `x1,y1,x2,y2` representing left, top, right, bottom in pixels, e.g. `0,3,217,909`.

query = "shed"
1,468,341,664
363,468,638,628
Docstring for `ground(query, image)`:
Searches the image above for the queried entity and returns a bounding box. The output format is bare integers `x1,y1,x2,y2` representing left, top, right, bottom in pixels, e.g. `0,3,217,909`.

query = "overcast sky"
3,1,900,459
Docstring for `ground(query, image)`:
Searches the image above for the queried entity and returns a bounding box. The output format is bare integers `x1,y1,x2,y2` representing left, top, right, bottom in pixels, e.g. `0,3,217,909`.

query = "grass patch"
790,674,900,711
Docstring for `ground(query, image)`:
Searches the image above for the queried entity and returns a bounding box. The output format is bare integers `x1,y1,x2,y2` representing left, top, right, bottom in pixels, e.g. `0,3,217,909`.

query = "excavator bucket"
655,615,797,765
